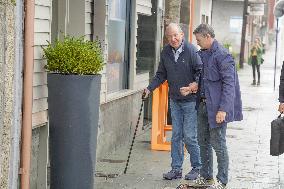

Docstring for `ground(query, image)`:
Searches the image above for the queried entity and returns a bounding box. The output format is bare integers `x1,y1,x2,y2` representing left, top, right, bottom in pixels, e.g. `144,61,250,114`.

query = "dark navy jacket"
198,40,243,128
147,41,202,101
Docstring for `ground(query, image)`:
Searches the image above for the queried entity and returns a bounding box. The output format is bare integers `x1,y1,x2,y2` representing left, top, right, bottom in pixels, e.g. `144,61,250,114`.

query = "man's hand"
278,103,284,113
143,88,151,99
216,111,226,124
180,86,191,96
180,82,198,96
189,82,198,93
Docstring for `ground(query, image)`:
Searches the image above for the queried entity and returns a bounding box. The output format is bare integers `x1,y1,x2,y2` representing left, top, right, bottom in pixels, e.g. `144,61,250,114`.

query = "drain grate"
226,135,237,138
99,159,126,163
95,173,119,179
243,107,257,111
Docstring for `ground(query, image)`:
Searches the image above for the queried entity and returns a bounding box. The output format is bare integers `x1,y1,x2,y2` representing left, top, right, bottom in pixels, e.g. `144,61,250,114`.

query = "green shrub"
43,35,104,75
236,62,240,71
223,42,231,50
223,42,233,53
0,0,16,5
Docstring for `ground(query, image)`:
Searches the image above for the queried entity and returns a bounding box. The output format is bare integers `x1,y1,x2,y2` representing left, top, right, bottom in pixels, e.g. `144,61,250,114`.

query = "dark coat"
279,61,284,103
197,40,243,128
147,41,202,101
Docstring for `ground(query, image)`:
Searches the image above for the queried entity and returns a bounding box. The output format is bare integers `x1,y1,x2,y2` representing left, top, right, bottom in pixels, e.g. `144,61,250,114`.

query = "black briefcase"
270,114,284,156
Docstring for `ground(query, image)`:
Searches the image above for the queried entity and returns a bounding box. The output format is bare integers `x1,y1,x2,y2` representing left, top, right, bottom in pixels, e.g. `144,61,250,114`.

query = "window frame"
106,0,132,93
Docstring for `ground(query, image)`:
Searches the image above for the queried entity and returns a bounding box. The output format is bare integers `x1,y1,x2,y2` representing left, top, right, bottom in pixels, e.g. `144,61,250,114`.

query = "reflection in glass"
107,0,126,93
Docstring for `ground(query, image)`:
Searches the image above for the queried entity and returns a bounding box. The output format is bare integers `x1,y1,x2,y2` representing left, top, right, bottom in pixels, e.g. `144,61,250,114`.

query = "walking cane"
123,92,146,174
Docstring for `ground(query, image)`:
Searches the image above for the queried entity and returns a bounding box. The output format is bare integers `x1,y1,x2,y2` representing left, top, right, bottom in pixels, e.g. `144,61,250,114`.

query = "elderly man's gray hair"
193,24,215,38
166,23,183,33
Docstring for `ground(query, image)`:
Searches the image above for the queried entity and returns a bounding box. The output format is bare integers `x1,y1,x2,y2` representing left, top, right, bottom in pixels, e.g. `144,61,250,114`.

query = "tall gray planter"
48,73,101,189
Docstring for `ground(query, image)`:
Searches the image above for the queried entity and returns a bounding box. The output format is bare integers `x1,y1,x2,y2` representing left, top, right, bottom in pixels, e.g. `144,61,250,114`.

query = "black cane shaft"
124,98,144,174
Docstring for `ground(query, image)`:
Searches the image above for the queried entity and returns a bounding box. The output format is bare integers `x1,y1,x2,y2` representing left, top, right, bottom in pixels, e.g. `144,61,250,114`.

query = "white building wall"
33,0,51,127
211,0,243,54
137,0,152,15
192,0,212,46
85,0,94,41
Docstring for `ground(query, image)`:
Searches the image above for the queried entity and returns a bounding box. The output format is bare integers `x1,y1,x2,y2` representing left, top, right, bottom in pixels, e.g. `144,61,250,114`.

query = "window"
107,0,130,93
202,14,209,24
136,14,155,75
230,16,243,33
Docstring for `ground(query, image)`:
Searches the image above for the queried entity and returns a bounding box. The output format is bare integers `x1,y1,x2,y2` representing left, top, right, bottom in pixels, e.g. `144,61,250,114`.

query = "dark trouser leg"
252,63,256,84
251,56,258,85
256,64,260,84
210,125,229,185
197,102,213,179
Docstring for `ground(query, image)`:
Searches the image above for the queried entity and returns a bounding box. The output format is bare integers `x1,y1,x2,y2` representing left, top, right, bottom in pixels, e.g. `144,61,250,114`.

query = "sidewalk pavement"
94,44,284,189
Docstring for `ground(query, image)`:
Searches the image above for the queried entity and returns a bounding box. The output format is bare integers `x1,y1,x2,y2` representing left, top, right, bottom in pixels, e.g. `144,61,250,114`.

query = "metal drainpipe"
20,0,34,188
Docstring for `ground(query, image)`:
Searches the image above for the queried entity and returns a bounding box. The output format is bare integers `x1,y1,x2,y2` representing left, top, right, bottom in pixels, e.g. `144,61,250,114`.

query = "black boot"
257,80,260,86
251,80,256,85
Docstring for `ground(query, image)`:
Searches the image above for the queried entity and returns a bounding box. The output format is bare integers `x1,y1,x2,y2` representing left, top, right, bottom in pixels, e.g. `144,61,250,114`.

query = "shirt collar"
207,39,218,53
172,40,184,54
198,39,218,55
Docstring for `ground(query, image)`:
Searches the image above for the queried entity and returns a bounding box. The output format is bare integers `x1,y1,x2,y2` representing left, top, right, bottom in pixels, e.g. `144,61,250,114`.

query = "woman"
248,38,264,86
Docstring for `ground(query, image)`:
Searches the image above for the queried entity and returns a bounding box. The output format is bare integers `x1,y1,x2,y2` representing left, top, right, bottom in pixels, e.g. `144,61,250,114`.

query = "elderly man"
144,23,202,180
181,24,243,188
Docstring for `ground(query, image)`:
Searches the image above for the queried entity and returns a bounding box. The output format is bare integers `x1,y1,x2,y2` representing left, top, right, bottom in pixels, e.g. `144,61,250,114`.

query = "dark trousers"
252,56,260,82
197,102,229,184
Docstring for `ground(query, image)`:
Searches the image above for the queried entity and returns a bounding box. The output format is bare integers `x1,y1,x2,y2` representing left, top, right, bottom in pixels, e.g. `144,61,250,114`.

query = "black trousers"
251,56,260,82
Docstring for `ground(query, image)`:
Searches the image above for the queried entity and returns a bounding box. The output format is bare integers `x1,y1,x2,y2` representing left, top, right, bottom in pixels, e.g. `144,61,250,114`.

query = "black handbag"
270,114,284,156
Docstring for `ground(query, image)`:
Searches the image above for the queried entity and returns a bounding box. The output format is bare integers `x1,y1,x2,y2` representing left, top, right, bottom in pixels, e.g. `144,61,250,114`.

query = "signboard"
249,4,265,16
